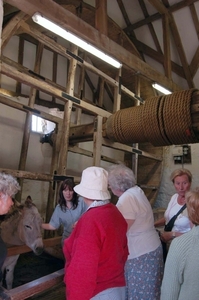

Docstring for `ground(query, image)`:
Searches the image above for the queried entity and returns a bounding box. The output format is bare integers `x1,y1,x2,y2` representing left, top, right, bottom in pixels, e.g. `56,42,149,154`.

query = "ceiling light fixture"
152,83,172,95
32,13,122,69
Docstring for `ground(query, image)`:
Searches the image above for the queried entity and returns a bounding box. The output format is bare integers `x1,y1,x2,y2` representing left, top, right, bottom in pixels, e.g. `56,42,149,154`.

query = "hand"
160,231,172,243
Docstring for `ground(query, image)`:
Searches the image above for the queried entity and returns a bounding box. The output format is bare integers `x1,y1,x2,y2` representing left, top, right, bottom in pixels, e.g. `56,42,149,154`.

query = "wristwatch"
172,231,176,239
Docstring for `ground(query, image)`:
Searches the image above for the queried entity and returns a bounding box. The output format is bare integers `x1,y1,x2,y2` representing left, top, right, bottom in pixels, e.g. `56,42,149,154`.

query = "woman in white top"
155,169,192,245
108,164,163,300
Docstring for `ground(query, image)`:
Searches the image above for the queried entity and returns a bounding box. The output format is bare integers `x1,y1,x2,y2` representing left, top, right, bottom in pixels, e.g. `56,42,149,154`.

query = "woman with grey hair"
108,164,164,300
0,173,20,282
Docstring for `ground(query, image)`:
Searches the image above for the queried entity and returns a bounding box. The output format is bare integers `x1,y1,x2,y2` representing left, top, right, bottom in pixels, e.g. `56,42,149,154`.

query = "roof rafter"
4,0,181,92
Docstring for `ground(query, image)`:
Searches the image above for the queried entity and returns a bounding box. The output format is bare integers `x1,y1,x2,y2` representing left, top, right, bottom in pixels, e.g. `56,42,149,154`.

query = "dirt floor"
12,251,64,288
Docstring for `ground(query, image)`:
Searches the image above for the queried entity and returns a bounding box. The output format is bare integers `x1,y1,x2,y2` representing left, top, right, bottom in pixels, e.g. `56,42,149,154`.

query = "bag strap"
166,203,187,230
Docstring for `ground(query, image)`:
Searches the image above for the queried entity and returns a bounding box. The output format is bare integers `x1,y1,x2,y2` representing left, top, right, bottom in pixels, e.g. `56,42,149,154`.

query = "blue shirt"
49,197,87,244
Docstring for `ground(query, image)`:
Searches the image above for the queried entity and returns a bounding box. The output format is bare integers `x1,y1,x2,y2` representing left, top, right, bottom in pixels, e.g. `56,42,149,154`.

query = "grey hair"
107,164,136,192
0,173,20,197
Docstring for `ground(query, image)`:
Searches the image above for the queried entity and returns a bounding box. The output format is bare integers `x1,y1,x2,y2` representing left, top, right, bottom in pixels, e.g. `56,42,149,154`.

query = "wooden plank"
0,93,62,124
69,123,94,140
7,237,62,256
0,168,52,181
68,145,121,164
1,62,112,118
95,0,107,35
102,138,162,161
7,269,64,300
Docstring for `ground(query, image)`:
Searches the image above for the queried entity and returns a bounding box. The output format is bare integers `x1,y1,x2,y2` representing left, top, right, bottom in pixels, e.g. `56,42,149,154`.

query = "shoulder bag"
164,203,187,232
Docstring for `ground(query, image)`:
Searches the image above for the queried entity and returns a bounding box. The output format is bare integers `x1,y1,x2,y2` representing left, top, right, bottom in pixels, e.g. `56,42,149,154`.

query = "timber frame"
0,1,164,220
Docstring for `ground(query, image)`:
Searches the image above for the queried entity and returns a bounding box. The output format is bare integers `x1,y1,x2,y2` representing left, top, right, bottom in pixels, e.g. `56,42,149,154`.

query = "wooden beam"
126,37,184,77
162,14,171,78
147,0,169,15
138,0,163,54
93,116,103,166
148,0,194,87
7,269,64,300
0,93,62,124
102,138,162,161
4,0,181,91
190,3,199,39
1,11,29,49
1,61,112,118
95,0,107,35
7,237,62,256
190,46,199,77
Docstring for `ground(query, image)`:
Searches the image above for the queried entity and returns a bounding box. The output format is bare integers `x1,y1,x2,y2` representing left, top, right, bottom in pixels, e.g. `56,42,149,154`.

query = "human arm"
42,223,56,230
42,205,60,231
125,219,135,230
160,230,183,243
154,217,165,227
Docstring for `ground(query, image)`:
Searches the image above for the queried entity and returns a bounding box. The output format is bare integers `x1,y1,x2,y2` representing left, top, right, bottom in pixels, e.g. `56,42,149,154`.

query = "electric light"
32,13,122,68
152,83,172,95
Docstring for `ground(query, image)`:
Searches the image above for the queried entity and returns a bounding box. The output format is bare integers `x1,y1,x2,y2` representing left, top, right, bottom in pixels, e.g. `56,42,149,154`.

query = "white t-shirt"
164,193,191,233
116,186,160,260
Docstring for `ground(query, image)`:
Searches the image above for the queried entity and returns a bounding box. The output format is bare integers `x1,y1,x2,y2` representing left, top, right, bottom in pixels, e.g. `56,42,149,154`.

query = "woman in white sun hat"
63,166,128,300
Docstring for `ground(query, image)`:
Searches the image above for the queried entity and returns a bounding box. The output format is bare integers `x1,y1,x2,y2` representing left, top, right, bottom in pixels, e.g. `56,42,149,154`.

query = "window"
32,115,55,134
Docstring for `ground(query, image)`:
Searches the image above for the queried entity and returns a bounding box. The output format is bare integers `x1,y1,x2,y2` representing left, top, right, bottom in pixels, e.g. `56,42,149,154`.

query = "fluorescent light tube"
32,13,122,68
152,83,172,95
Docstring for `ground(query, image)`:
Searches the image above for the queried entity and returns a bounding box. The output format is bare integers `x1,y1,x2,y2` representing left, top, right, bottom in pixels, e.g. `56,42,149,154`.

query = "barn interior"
0,0,199,298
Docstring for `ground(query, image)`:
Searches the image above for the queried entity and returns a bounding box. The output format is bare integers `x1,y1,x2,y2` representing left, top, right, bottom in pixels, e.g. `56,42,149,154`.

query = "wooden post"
57,45,78,175
93,115,103,166
132,74,140,182
113,68,122,113
95,0,107,35
17,42,44,201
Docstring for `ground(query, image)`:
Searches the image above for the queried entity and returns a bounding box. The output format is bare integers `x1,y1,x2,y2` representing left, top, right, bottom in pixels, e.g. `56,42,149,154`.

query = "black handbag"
164,204,187,232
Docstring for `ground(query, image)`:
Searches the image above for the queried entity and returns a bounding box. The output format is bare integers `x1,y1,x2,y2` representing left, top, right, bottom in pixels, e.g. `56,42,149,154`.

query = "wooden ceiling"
2,0,199,106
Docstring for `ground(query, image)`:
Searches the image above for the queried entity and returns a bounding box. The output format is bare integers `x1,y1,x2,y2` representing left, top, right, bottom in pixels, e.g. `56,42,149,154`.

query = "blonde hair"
170,168,192,183
186,188,199,225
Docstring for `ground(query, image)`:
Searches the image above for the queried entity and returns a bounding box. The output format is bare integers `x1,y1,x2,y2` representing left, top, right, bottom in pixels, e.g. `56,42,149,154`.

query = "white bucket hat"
74,166,111,200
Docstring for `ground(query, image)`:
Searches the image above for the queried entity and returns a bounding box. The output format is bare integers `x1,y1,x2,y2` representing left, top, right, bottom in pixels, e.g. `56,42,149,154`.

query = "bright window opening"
32,115,55,134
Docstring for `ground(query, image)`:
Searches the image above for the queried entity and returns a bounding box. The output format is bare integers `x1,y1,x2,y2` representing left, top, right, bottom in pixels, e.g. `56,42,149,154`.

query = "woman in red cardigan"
63,166,128,300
